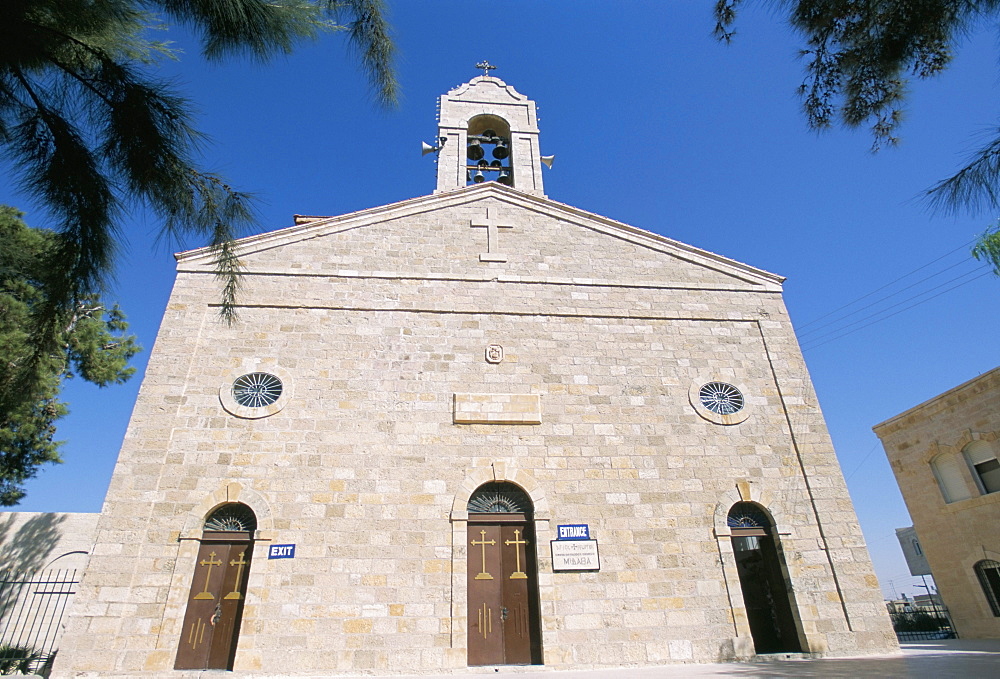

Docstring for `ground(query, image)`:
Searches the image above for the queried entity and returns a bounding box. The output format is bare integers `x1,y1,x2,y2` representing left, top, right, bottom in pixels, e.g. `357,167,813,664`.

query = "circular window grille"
699,382,745,415
204,503,258,533
468,482,533,514
727,502,770,529
232,372,282,409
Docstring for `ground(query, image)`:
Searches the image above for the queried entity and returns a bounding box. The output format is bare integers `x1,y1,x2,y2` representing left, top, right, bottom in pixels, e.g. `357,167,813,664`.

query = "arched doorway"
174,503,256,670
467,482,542,665
728,502,802,654
974,559,1000,615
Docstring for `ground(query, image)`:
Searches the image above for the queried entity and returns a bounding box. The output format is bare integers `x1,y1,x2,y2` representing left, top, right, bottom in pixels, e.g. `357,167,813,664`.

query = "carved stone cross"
471,208,513,262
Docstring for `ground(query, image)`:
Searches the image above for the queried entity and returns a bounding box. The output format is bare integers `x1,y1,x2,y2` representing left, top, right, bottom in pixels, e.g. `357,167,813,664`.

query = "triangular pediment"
177,183,783,292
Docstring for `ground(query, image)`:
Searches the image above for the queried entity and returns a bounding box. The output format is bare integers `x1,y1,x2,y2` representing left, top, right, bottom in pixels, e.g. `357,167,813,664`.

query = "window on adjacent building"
963,441,1000,495
912,538,922,556
974,560,1000,617
930,453,972,503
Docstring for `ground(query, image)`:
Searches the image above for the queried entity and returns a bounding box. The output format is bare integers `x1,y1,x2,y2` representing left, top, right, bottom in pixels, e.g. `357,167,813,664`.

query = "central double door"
174,534,253,670
467,518,541,665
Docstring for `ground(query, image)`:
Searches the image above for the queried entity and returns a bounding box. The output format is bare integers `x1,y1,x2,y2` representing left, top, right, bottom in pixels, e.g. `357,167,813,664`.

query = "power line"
797,238,979,331
795,236,992,352
800,263,983,344
797,257,976,340
801,269,991,352
844,442,881,482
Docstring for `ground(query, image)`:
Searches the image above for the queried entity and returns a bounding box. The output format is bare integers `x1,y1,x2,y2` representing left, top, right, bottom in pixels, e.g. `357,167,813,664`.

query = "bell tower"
430,64,549,196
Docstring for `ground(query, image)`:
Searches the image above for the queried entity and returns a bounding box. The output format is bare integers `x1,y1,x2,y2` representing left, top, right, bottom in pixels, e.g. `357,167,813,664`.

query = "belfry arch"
465,114,513,186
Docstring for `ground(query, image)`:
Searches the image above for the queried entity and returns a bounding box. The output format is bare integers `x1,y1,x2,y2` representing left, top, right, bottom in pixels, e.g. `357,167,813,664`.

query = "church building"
55,74,897,676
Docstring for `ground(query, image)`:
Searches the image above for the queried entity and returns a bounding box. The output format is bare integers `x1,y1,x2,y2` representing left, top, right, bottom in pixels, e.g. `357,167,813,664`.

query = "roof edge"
175,183,786,285
872,366,1000,434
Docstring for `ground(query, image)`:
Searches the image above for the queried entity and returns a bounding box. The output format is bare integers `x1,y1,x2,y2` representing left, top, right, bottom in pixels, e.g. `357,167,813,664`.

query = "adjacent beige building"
55,75,896,677
875,367,1000,639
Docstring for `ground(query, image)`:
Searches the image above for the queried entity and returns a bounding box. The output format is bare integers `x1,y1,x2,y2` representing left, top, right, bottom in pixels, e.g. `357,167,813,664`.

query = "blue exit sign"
268,544,296,559
557,524,590,540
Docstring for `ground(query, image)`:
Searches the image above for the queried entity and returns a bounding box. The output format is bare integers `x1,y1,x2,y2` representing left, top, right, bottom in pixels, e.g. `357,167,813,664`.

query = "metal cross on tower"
475,61,497,76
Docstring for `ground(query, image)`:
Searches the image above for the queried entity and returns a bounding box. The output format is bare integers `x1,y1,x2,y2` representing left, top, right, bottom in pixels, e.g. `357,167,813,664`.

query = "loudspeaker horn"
421,141,438,156
540,155,555,169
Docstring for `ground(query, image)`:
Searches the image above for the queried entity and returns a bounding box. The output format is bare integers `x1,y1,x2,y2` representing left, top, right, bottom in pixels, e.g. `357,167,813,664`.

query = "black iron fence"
0,568,80,675
887,606,956,641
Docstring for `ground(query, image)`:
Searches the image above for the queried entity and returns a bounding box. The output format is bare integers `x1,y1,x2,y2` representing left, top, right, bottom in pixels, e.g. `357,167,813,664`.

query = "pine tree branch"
925,129,1000,215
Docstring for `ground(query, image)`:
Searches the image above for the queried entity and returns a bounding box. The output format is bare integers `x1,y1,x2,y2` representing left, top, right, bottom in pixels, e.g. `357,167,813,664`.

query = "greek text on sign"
557,524,590,540
551,539,600,572
268,544,295,559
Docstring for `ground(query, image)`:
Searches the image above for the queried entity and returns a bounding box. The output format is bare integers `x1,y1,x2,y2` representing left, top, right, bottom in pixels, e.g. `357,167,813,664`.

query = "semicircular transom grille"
468,482,533,514
204,503,258,533
727,502,770,530
699,382,744,415
232,372,282,408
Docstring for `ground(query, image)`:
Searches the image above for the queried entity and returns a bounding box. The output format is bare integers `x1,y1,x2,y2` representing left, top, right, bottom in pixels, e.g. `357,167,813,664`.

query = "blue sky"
2,3,998,601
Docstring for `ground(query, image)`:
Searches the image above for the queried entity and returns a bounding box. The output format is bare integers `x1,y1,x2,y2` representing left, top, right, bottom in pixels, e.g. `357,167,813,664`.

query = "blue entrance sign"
556,524,590,540
268,544,296,559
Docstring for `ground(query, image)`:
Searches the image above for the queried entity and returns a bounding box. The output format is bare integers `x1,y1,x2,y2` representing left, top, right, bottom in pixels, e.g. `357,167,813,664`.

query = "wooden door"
175,536,253,670
732,533,801,654
467,520,540,665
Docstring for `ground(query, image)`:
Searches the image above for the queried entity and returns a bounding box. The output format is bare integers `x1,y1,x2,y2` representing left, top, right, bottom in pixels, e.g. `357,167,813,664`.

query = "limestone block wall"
0,512,99,572
875,367,1000,639
56,186,896,676
0,512,99,666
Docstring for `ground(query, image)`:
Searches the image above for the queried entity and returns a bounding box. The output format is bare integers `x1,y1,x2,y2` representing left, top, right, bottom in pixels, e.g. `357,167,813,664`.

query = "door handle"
500,606,508,622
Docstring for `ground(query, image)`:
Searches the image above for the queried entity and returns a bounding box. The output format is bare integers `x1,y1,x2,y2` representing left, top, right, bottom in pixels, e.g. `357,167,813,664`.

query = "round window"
232,373,283,408
698,382,744,415
220,367,290,419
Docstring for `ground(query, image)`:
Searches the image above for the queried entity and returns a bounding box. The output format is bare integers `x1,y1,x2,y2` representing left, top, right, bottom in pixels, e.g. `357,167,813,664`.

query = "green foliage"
0,644,42,675
0,207,140,506
972,222,1000,275
0,1,397,322
715,1,1000,261
891,610,949,633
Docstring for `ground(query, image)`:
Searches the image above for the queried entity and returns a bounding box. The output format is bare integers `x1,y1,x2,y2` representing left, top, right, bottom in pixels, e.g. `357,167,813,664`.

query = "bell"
498,170,512,186
482,129,496,139
467,140,484,161
466,170,471,181
490,160,501,168
478,159,489,169
493,140,509,159
473,170,485,183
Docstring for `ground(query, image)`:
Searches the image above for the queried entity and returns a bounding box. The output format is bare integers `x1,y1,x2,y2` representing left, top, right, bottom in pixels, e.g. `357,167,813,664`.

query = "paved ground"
301,640,1000,679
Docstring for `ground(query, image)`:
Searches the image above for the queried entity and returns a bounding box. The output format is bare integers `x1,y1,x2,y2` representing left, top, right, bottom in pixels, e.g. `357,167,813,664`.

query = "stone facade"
55,77,896,677
874,367,1000,639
